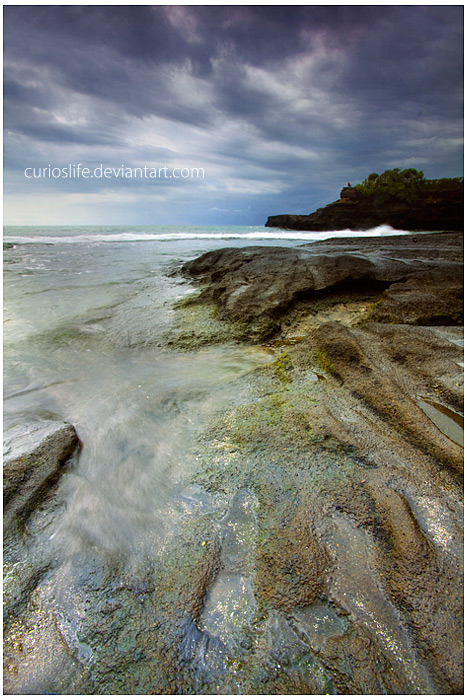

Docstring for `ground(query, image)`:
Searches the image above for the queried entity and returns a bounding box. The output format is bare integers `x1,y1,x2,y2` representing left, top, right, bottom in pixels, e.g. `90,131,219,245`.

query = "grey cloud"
3,6,463,224
4,6,393,69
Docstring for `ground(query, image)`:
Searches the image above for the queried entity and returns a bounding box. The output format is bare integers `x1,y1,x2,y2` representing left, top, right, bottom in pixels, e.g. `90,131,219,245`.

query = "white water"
4,223,410,245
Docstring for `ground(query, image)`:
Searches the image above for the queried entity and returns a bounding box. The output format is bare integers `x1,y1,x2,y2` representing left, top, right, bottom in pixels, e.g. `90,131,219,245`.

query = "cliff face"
266,181,463,231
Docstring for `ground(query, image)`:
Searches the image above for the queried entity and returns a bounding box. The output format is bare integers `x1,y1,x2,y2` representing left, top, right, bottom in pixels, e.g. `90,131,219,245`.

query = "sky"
3,4,464,226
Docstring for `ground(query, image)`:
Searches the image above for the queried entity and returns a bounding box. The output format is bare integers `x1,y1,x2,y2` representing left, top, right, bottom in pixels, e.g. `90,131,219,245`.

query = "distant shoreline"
266,178,464,232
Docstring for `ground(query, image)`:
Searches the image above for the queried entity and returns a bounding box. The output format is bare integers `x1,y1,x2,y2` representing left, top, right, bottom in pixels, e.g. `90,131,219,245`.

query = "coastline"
265,178,464,232
4,228,464,694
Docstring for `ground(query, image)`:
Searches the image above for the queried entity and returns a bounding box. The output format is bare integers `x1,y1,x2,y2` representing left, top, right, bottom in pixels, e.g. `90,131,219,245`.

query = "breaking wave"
4,224,413,246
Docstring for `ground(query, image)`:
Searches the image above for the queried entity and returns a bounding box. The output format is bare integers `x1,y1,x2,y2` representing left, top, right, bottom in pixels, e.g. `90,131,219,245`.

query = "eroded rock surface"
4,420,81,542
186,321,463,693
180,231,463,338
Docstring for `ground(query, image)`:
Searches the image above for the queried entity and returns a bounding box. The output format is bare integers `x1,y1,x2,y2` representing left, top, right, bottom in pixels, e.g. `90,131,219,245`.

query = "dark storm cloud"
4,6,391,66
3,5,463,224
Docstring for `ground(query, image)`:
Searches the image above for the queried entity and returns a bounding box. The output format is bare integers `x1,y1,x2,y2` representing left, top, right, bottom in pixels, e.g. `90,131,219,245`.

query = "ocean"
3,223,409,557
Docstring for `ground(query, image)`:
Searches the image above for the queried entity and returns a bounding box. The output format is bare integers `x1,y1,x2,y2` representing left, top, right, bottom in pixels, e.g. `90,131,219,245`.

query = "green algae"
208,392,317,454
354,297,384,325
270,351,294,384
315,347,334,375
173,292,205,309
168,300,252,349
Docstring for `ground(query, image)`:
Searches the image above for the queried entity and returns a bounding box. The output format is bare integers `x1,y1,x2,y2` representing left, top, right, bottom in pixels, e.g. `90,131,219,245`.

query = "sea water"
3,224,409,558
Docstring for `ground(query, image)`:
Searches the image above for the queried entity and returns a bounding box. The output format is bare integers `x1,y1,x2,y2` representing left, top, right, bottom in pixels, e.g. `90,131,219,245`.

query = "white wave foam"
4,224,412,245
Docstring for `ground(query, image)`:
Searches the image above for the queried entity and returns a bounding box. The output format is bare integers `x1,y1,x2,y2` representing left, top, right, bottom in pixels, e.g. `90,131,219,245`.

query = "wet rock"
322,511,436,693
199,490,257,653
4,420,81,541
175,250,463,691
4,232,463,695
245,610,336,694
3,420,81,632
302,229,463,260
289,603,349,652
368,487,463,692
305,322,464,473
189,316,463,694
256,505,329,613
180,232,463,339
3,605,91,695
373,265,463,325
179,616,229,687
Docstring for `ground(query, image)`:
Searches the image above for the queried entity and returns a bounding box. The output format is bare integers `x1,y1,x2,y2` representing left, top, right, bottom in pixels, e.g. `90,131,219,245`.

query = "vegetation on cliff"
354,168,463,204
266,169,463,231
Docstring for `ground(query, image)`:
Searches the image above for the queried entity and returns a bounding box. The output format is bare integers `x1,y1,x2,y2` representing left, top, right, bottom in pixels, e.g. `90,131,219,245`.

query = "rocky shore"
179,231,463,339
173,229,464,692
4,230,464,694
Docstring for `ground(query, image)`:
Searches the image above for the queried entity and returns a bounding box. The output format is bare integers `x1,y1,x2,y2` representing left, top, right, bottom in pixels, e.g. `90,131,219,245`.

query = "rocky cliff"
266,180,463,231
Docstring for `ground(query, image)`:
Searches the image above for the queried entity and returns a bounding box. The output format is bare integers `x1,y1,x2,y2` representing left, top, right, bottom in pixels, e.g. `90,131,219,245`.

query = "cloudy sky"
4,5,464,226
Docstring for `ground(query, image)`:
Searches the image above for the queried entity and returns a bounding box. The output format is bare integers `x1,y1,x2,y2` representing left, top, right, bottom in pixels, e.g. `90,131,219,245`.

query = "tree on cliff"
355,168,425,203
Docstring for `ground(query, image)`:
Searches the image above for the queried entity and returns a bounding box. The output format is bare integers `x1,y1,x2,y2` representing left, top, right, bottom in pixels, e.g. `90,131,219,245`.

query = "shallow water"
2,224,426,559
4,229,286,559
417,397,464,447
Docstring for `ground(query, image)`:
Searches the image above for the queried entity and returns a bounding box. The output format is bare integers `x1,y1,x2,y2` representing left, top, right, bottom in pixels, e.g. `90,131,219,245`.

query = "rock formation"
4,420,81,543
266,180,463,231
171,229,464,693
3,421,81,626
180,231,463,338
